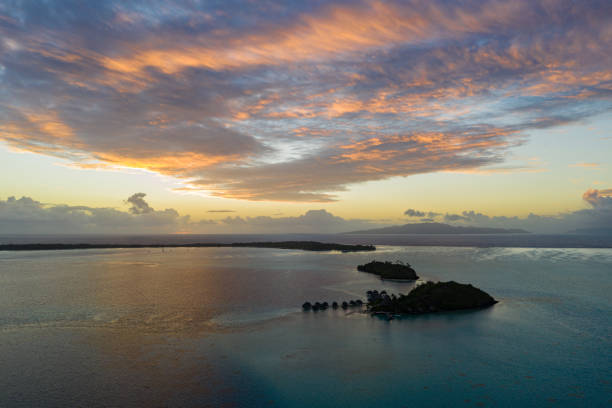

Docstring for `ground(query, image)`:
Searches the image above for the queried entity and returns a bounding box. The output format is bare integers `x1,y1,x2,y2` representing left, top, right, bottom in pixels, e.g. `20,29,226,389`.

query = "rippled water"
1,246,611,407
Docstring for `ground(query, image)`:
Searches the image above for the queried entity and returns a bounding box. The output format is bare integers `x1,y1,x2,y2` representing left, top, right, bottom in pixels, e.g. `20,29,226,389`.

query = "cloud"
444,213,470,222
405,209,441,217
438,188,612,233
0,195,382,234
569,163,600,168
183,127,519,201
1,0,611,201
582,188,612,208
0,194,189,234
212,209,381,234
206,209,236,213
404,209,425,217
126,193,153,214
1,188,610,234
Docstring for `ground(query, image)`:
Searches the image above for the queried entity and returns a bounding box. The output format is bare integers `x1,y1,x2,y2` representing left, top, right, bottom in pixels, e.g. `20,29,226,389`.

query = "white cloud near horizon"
0,189,610,235
0,195,189,234
437,188,612,233
0,193,382,235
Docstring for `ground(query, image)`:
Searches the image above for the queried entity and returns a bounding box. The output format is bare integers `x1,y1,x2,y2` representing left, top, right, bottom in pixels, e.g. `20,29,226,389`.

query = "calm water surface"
1,245,611,407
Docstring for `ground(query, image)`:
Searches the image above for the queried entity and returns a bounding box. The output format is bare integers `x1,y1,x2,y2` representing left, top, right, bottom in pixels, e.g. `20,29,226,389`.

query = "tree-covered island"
0,241,376,252
357,260,419,280
367,281,497,315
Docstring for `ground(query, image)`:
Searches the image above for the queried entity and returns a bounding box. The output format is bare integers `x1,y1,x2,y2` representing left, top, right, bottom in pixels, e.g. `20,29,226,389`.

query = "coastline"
0,241,376,252
2,233,610,249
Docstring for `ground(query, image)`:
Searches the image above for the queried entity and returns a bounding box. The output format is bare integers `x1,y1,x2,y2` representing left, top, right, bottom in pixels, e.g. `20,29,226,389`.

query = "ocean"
0,234,610,407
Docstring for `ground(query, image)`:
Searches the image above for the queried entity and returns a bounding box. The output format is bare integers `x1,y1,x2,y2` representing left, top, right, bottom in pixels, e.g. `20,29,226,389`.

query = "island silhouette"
0,241,375,252
346,222,529,234
367,282,497,315
302,282,497,317
357,260,419,280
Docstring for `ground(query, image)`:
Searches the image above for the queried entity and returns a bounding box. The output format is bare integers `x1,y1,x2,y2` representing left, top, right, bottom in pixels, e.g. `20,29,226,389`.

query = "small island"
0,241,376,253
357,260,419,280
301,282,496,316
367,281,497,315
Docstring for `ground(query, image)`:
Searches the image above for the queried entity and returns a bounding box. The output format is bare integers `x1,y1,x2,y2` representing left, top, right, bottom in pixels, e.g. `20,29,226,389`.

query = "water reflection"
0,246,610,407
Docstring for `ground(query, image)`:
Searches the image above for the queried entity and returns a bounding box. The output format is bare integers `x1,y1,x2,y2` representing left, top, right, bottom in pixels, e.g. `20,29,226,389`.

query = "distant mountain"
568,228,612,235
346,222,529,234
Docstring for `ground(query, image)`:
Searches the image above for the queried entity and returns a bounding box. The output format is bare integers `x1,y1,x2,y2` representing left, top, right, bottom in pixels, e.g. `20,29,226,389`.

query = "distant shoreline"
346,222,530,234
1,234,610,249
0,241,376,252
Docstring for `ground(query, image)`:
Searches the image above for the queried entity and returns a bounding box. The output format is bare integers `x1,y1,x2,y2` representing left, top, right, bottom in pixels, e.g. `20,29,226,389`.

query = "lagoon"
1,242,610,407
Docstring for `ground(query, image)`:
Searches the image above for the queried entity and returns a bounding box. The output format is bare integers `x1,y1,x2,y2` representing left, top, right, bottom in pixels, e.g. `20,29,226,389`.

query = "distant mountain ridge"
568,227,612,235
346,222,529,234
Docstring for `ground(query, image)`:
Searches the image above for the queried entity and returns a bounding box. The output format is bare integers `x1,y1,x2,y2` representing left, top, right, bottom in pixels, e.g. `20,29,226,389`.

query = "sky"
0,0,611,234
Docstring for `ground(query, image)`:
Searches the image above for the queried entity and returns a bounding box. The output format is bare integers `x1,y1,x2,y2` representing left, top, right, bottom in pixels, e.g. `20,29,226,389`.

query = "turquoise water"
1,246,610,407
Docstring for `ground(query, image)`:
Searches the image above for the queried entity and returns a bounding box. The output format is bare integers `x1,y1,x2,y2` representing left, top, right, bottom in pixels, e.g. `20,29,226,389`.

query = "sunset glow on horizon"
1,0,611,234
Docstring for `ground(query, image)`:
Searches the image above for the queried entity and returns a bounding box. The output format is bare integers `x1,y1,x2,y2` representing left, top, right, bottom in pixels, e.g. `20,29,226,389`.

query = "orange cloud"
569,162,600,168
2,0,611,202
582,188,612,207
95,0,530,79
87,152,231,174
